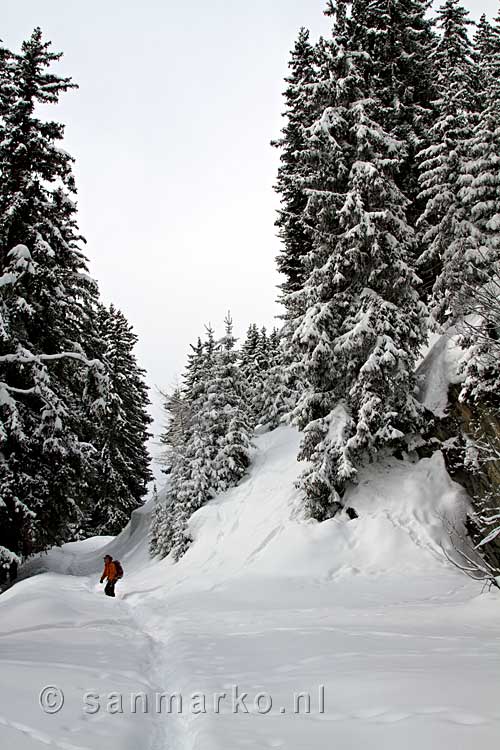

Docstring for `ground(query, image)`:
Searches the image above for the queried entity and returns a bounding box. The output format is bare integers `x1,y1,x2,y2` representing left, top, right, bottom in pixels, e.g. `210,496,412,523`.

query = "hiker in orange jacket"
100,554,118,598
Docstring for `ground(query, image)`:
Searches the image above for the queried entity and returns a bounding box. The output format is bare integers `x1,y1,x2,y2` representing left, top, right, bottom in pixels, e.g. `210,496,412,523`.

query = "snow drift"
2,425,499,750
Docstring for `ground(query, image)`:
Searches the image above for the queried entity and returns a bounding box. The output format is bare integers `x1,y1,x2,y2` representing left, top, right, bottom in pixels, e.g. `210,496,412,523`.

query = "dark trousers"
104,579,116,597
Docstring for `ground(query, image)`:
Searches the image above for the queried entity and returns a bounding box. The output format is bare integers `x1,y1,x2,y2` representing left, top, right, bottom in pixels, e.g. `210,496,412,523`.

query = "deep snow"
1,425,499,750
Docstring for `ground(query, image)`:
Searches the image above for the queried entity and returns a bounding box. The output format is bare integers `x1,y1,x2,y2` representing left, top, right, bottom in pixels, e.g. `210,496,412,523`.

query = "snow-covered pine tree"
473,13,497,71
256,327,270,371
239,323,259,422
456,10,500,401
148,484,162,555
211,313,252,491
259,327,295,429
273,4,356,431
182,336,207,401
149,382,191,559
349,0,437,273
240,323,276,426
150,328,215,559
171,317,251,551
249,327,271,425
151,317,252,561
159,386,190,475
272,27,317,303
240,323,260,365
84,305,152,536
288,2,426,520
0,29,107,566
0,39,12,117
470,12,500,115
150,334,214,558
417,0,479,322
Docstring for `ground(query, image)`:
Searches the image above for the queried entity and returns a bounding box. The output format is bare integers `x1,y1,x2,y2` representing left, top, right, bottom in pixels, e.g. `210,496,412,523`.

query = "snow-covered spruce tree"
210,314,252,491
259,327,295,429
452,12,500,402
473,14,497,81
246,326,273,425
158,386,190,475
84,305,152,536
349,0,437,272
153,327,219,560
151,317,252,561
171,318,251,557
417,0,479,322
239,323,260,423
0,39,13,116
149,381,193,559
150,329,210,558
0,29,107,566
272,4,353,428
240,324,280,426
288,5,426,520
240,323,260,364
279,1,356,518
271,27,318,302
148,484,162,555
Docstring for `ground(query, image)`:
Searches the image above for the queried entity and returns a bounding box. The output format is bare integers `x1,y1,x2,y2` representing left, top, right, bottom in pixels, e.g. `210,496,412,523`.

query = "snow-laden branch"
0,350,102,368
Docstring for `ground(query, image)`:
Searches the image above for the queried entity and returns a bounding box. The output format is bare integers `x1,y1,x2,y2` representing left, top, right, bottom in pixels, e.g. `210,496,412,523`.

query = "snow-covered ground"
1,426,499,750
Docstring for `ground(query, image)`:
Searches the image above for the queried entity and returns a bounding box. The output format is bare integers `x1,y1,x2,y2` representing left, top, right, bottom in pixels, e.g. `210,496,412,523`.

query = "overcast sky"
2,0,497,452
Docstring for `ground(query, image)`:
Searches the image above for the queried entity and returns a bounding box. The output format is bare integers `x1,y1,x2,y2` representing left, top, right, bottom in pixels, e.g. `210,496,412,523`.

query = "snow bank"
142,427,470,590
6,425,499,750
21,500,154,579
25,425,470,589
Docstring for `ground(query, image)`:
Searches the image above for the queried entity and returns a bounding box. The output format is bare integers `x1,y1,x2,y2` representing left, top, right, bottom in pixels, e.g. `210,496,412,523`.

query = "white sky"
2,0,497,454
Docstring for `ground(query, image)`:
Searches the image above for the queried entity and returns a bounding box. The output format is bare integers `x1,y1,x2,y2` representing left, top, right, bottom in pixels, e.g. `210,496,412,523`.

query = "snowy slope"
1,426,500,750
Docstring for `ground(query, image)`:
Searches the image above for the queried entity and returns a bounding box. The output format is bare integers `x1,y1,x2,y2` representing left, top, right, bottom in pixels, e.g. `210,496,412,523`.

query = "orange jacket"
101,560,117,583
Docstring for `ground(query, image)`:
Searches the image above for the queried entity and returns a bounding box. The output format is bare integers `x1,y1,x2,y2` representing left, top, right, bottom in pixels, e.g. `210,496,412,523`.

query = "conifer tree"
159,386,190,475
85,305,152,535
285,2,426,519
259,329,295,429
473,13,497,68
151,317,252,561
240,323,260,398
456,10,500,400
211,314,252,491
240,323,269,426
272,28,317,302
0,31,152,570
349,0,437,262
0,29,106,563
417,0,478,321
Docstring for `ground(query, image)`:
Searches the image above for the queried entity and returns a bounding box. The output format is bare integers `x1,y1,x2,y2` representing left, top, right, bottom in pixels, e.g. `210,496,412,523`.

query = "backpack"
114,560,124,579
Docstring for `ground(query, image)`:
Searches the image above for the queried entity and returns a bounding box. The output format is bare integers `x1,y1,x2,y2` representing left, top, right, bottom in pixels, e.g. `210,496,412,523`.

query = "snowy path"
0,570,163,750
2,566,498,750
127,573,500,750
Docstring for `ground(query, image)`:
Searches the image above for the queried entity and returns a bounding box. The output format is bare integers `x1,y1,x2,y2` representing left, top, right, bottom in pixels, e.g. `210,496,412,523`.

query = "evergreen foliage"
0,30,151,573
417,0,479,321
272,27,318,302
84,305,152,536
154,0,500,548
151,316,252,561
271,1,427,519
